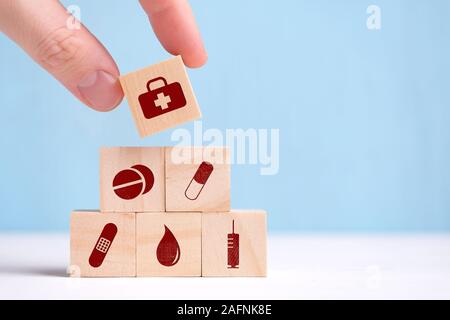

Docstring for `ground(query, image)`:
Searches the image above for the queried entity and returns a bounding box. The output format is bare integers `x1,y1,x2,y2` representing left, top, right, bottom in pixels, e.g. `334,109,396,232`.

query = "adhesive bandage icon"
185,161,214,200
89,223,118,268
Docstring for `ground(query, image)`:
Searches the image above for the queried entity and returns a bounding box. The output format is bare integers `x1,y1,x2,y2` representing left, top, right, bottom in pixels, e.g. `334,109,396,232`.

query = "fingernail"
77,70,123,111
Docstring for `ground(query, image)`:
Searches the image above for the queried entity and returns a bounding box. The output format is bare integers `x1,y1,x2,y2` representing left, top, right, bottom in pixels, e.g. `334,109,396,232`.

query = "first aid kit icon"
138,77,187,120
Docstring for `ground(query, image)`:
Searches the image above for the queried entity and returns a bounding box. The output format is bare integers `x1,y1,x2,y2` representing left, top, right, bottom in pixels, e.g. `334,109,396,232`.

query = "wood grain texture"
165,146,230,212
100,147,165,212
136,212,201,277
119,56,201,137
202,210,267,277
70,211,136,277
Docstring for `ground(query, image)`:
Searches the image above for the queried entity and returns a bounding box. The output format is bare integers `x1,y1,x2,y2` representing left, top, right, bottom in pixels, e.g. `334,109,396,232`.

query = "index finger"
139,0,207,68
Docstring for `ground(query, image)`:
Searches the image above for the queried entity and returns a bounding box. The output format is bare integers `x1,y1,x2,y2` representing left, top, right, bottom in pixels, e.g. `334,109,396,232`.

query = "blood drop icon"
156,225,181,267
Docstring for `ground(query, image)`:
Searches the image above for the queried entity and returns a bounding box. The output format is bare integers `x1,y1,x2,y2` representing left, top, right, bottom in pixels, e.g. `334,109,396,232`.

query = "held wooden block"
120,56,201,137
100,147,165,212
69,211,136,277
136,212,201,277
165,146,230,212
202,210,267,277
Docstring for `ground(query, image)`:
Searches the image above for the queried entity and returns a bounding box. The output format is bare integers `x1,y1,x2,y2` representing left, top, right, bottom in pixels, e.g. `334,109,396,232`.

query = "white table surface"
1,233,449,299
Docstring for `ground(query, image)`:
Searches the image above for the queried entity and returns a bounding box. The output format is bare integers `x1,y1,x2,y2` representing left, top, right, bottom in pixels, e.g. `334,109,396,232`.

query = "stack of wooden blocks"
69,57,267,277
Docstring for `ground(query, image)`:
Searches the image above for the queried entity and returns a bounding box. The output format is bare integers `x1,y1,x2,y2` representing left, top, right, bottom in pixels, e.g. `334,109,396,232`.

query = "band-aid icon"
89,223,118,268
185,161,214,200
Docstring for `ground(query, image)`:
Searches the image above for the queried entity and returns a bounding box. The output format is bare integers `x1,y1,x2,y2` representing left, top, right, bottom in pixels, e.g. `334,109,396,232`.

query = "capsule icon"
185,161,214,200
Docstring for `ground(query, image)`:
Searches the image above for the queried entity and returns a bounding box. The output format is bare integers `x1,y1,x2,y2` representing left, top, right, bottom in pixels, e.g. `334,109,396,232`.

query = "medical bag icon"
138,77,187,120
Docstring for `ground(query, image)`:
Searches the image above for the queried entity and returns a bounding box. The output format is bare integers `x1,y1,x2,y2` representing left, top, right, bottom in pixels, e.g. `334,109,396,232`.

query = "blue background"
1,0,449,232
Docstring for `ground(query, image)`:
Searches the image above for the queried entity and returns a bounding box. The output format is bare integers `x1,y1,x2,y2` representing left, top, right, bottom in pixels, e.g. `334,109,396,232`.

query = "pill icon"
112,164,154,200
89,223,118,268
185,161,214,200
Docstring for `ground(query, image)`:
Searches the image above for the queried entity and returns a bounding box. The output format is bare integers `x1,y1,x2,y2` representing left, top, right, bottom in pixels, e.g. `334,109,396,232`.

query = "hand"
0,0,207,111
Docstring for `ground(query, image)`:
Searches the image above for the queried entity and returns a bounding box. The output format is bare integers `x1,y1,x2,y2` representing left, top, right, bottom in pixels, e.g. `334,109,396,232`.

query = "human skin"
0,0,207,111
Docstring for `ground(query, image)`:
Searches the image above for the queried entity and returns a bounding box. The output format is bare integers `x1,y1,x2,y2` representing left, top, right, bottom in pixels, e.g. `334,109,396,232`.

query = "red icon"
156,225,181,267
227,220,239,269
89,223,118,268
185,161,214,200
112,164,154,200
138,77,186,119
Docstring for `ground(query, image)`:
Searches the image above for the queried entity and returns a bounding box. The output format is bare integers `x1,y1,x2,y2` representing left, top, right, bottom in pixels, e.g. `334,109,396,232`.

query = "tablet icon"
112,164,154,200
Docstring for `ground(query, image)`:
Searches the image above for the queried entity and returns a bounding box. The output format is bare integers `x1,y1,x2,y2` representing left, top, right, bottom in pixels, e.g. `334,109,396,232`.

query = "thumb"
0,0,123,112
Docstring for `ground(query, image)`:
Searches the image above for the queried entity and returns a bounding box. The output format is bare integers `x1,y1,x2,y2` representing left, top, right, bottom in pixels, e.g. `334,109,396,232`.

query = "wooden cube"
100,147,165,212
202,210,267,277
120,56,201,137
136,212,201,277
70,211,136,277
165,146,230,212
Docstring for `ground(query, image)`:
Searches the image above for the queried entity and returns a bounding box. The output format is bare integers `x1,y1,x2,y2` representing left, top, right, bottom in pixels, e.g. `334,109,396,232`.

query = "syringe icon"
227,220,239,269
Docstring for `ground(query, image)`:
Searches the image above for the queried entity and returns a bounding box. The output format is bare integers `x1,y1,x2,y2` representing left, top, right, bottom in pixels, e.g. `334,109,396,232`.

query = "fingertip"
141,0,207,69
179,39,208,68
93,93,123,112
182,50,208,68
77,70,124,112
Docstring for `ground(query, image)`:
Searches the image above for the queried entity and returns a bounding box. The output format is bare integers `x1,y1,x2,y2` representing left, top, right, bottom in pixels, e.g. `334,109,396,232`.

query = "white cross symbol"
154,92,171,110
